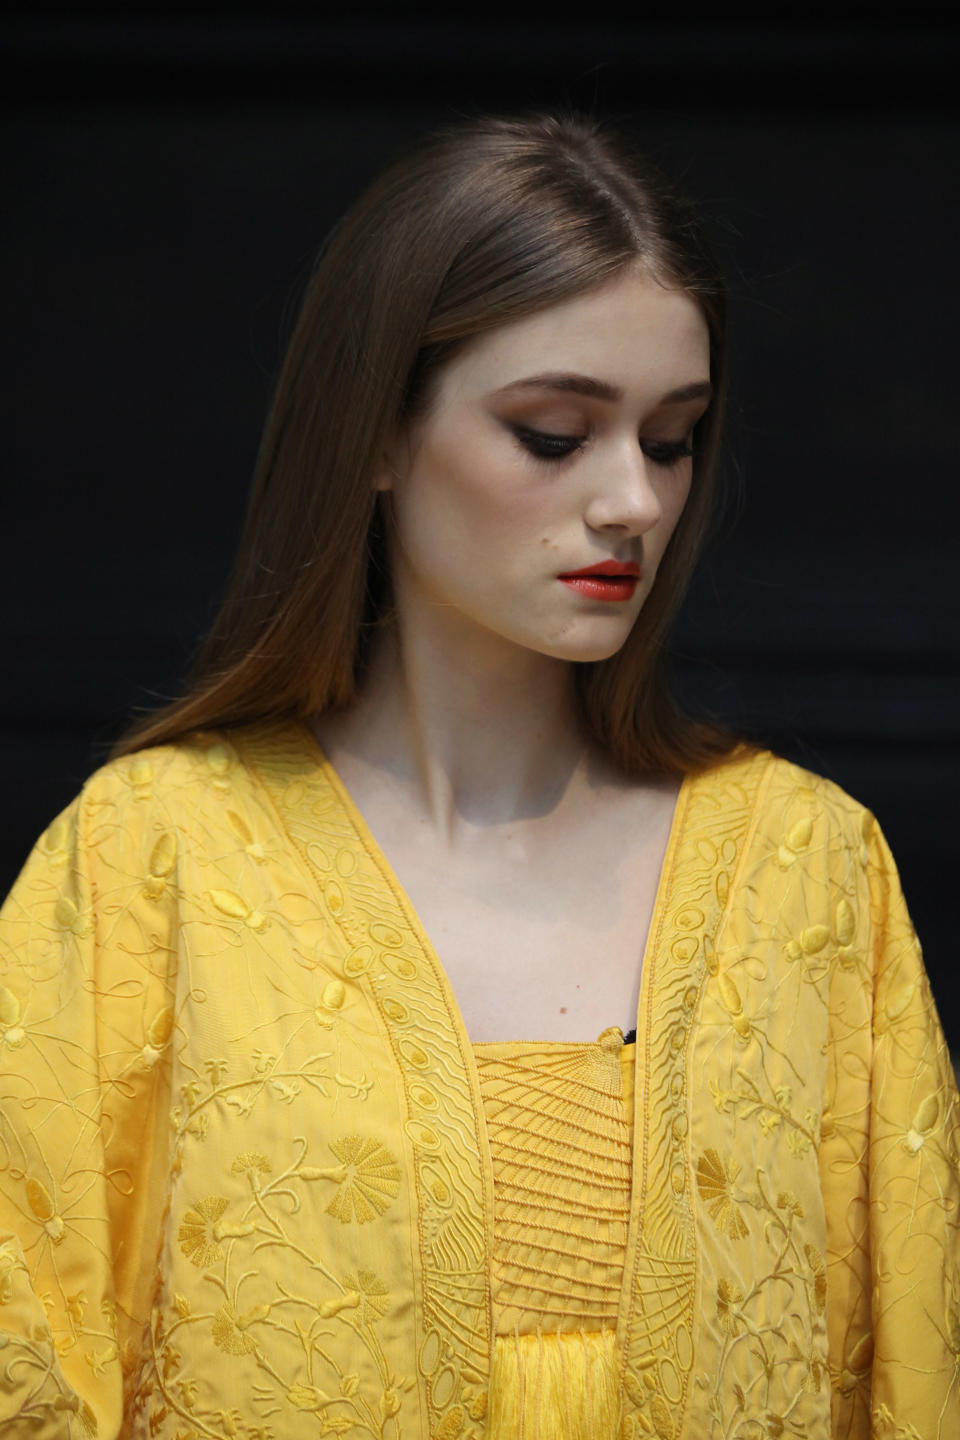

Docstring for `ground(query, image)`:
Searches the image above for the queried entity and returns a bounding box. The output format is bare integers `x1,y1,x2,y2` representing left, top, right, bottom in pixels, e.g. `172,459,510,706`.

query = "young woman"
1,114,957,1440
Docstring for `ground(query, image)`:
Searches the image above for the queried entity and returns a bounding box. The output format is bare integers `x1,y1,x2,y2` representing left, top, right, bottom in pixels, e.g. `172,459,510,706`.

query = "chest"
357,788,680,1043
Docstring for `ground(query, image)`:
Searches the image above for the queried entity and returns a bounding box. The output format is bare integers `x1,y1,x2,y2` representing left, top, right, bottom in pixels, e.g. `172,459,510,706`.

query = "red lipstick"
558,558,641,602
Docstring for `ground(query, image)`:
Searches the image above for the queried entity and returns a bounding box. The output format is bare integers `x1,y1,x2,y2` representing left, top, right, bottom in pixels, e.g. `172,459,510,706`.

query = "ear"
372,462,395,495
371,425,409,494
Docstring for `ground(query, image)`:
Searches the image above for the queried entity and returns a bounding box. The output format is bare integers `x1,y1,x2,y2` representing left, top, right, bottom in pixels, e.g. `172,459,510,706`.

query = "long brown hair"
113,112,738,776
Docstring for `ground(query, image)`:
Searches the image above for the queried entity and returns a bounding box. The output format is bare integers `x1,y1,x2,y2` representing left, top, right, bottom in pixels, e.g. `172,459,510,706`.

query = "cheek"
646,470,693,571
662,470,694,533
398,431,536,557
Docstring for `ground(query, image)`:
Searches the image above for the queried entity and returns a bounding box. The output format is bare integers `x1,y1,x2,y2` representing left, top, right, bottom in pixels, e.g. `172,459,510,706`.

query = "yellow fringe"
486,1328,621,1439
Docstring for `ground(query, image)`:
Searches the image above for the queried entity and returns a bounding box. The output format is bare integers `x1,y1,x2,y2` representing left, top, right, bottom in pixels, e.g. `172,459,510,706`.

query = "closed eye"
641,439,695,467
511,425,584,461
511,425,694,467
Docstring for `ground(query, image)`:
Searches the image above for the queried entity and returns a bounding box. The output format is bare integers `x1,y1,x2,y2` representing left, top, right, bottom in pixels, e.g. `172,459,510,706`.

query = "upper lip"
558,559,641,578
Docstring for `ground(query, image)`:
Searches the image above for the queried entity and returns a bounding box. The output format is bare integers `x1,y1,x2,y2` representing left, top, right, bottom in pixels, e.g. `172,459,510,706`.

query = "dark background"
3,10,958,1050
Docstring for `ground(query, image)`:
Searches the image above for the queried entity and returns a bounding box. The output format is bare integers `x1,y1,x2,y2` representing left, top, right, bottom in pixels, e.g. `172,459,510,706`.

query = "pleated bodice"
473,1028,635,1438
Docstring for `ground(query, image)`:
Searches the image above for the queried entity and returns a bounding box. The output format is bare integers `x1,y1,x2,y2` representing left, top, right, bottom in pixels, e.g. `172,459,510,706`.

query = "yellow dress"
476,1030,636,1439
0,719,957,1439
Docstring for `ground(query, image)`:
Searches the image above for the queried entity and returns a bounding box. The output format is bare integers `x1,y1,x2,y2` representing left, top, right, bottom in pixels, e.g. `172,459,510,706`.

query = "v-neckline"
292,717,694,1051
236,718,761,1424
284,716,698,1372
240,716,712,1397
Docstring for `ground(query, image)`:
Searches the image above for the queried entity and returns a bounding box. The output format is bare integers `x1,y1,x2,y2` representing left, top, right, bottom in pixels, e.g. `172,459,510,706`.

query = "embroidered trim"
238,723,492,1440
619,747,766,1437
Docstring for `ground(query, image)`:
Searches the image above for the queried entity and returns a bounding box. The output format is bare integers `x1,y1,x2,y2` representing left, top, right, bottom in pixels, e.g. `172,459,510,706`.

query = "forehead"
434,267,711,405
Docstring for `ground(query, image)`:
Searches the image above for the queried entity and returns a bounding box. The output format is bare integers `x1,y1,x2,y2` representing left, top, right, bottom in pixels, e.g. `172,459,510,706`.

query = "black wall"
3,11,958,1046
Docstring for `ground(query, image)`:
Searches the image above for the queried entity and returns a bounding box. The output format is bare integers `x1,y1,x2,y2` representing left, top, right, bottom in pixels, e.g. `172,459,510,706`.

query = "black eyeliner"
510,424,585,460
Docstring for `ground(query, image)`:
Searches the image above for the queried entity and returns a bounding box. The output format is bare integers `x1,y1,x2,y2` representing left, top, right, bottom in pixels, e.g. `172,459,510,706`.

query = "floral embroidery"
0,986,26,1048
1,724,957,1438
208,887,268,933
804,1243,827,1314
342,1268,390,1324
435,1405,466,1439
54,893,92,937
716,1278,745,1336
177,1196,228,1268
24,1176,66,1244
231,1152,272,1191
695,1150,748,1239
211,1302,270,1356
145,831,177,899
775,1190,804,1219
287,1383,332,1409
0,1238,25,1303
322,1135,401,1224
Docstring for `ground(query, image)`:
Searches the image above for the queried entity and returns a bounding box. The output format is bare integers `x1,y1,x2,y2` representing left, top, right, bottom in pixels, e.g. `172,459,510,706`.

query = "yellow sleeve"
0,767,177,1436
866,816,960,1437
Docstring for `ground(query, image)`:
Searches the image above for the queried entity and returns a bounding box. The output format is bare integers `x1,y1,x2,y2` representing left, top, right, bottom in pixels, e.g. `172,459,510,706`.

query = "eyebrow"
492,372,713,405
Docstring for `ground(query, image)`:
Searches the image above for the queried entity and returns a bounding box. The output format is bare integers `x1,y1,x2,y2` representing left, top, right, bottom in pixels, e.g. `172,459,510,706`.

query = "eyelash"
512,425,695,468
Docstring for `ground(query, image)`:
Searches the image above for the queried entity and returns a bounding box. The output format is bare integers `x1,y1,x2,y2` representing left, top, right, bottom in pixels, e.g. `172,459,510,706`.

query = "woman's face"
377,265,712,666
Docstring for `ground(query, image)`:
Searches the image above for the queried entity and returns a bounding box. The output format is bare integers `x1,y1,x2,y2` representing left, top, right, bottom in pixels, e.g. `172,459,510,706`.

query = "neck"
312,618,610,851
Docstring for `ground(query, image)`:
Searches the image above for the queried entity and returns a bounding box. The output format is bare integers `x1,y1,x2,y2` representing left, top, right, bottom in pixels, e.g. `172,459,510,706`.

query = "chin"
535,630,634,664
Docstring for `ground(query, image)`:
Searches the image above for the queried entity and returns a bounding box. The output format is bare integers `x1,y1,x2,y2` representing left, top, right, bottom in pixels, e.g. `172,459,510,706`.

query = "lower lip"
559,576,639,602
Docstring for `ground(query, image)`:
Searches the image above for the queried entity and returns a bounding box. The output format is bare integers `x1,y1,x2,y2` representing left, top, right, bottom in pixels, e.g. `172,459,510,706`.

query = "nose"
583,442,664,538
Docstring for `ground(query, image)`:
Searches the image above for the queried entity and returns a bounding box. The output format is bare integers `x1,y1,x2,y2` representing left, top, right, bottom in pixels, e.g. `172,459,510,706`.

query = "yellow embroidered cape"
0,721,957,1439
